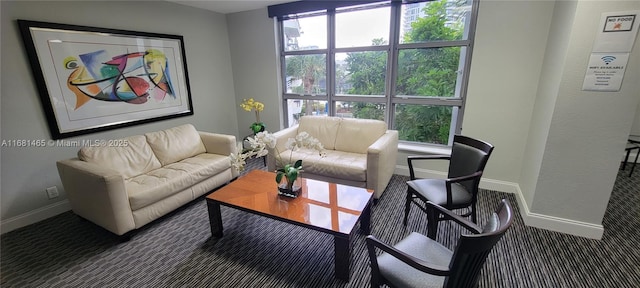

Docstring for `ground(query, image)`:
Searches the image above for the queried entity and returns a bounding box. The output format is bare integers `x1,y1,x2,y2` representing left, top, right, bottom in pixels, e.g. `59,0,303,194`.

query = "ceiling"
165,0,294,14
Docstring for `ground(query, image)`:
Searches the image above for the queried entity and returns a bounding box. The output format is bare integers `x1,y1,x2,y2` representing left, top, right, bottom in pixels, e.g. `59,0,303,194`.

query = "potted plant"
240,98,265,134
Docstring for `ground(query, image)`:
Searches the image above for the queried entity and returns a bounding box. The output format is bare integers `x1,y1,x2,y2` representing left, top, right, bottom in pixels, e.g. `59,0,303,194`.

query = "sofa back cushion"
78,135,162,179
335,118,387,154
298,116,341,150
145,124,206,166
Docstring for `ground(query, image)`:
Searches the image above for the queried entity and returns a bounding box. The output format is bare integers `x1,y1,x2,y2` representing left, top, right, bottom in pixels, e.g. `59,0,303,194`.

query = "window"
276,0,477,146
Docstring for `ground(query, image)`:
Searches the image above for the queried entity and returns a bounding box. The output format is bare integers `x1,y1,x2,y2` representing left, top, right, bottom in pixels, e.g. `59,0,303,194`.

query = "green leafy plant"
275,160,303,191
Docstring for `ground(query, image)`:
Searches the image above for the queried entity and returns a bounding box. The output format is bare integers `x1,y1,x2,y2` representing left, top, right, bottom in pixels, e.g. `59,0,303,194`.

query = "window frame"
276,0,479,147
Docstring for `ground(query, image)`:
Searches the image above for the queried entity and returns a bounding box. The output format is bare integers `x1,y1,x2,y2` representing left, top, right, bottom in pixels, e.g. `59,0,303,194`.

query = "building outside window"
278,0,477,146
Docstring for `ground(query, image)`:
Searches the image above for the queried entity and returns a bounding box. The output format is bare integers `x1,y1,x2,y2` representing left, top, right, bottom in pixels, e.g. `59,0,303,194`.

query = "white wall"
463,0,556,184
227,9,282,136
0,1,239,231
520,0,578,210
529,0,639,227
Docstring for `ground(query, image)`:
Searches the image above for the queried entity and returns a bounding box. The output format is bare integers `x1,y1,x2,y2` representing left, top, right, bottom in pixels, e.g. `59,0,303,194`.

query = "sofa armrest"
56,158,135,235
366,130,399,199
267,125,299,171
199,132,237,177
199,132,237,156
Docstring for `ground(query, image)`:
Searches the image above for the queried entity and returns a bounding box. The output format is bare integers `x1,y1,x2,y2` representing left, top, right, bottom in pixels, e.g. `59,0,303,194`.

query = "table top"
206,170,374,235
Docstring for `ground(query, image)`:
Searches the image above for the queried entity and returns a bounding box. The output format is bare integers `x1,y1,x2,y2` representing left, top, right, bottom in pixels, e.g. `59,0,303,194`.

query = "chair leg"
370,272,382,288
622,148,632,170
403,190,412,226
471,204,477,224
630,148,639,176
426,206,438,240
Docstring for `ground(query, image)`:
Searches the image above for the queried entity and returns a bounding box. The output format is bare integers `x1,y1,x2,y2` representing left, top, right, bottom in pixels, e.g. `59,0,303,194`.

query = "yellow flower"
240,98,265,125
254,102,264,112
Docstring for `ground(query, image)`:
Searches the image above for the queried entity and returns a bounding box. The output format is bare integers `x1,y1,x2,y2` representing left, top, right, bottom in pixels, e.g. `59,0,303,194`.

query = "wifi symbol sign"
601,56,616,65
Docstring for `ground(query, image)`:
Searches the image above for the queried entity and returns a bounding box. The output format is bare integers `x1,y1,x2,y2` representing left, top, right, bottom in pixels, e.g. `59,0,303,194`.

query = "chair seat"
377,232,452,288
407,179,472,207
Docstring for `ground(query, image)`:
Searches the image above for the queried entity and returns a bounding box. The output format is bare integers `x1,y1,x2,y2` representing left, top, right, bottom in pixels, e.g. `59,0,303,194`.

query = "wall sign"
583,10,639,92
582,53,629,92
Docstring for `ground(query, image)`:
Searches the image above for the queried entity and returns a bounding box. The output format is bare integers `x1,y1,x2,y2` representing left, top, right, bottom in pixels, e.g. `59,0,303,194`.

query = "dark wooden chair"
366,199,513,288
404,135,494,225
622,141,639,177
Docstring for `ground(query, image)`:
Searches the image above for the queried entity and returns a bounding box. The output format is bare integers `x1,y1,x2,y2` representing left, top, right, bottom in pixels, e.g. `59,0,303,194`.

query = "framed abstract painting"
18,20,194,139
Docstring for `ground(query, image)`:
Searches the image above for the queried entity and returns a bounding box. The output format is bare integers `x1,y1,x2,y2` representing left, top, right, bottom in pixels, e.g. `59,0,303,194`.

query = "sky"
295,7,391,51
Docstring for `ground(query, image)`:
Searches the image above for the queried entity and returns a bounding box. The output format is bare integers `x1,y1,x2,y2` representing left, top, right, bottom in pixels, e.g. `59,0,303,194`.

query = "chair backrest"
448,135,494,194
444,199,513,288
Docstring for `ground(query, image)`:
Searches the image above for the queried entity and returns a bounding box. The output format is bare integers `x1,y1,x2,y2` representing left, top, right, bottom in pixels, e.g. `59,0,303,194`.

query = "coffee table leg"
360,199,372,235
207,200,223,237
334,235,351,281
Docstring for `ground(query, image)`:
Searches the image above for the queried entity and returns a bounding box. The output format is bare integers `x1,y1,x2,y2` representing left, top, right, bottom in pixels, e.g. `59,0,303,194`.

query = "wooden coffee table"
206,169,374,281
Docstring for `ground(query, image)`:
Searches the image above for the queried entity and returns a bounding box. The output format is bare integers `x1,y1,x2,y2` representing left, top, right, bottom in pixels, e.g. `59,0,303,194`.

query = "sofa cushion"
276,149,367,182
334,118,387,154
126,153,230,210
298,116,341,150
78,135,161,179
145,124,206,166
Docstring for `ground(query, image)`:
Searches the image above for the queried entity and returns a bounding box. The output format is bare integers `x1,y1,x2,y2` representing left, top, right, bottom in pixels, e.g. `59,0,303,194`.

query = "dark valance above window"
267,0,428,19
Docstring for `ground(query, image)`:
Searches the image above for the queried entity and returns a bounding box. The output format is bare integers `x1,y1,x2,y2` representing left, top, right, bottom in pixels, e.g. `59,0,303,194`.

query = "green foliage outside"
346,0,465,145
286,54,326,95
286,54,326,116
284,0,467,144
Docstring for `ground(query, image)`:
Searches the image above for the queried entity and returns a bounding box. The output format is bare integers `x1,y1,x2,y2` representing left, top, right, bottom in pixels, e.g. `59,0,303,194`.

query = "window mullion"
334,96,387,103
282,49,328,56
334,46,389,54
283,94,329,100
278,21,290,127
327,9,336,116
392,97,463,106
456,0,481,135
398,40,470,50
386,0,401,128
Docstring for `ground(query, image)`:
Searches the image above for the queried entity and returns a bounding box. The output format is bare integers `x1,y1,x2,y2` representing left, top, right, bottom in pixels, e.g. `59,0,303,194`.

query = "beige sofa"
267,116,398,199
57,124,237,236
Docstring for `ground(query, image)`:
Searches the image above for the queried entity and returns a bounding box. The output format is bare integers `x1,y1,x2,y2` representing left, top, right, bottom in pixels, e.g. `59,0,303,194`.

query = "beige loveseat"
57,124,237,236
267,116,398,199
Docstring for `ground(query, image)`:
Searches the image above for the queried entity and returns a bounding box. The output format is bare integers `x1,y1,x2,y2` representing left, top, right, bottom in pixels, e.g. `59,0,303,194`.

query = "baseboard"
513,186,604,240
394,165,519,194
1,200,71,235
395,165,604,239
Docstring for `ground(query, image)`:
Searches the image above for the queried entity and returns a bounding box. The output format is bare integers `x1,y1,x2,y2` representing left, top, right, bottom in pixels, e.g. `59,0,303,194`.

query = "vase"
277,177,301,198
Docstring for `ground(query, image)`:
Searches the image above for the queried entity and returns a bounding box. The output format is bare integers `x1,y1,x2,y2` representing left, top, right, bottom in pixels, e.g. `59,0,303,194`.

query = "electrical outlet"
46,186,59,199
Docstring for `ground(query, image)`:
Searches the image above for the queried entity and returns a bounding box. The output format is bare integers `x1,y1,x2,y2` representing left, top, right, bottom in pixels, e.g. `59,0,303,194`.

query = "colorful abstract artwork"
66,49,176,109
18,20,193,139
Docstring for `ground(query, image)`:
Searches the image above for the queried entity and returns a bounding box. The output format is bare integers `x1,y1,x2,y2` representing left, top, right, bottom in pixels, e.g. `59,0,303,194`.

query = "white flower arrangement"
231,131,325,191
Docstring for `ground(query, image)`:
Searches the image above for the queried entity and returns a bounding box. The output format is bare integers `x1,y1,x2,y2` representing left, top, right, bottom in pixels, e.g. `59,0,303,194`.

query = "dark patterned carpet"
1,158,638,287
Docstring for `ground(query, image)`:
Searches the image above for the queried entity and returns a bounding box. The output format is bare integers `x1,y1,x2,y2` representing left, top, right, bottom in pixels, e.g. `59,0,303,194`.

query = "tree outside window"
279,0,475,146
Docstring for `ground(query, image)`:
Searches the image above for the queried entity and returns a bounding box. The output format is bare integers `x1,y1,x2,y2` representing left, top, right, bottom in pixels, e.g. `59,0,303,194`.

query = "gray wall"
1,1,239,225
226,9,282,137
